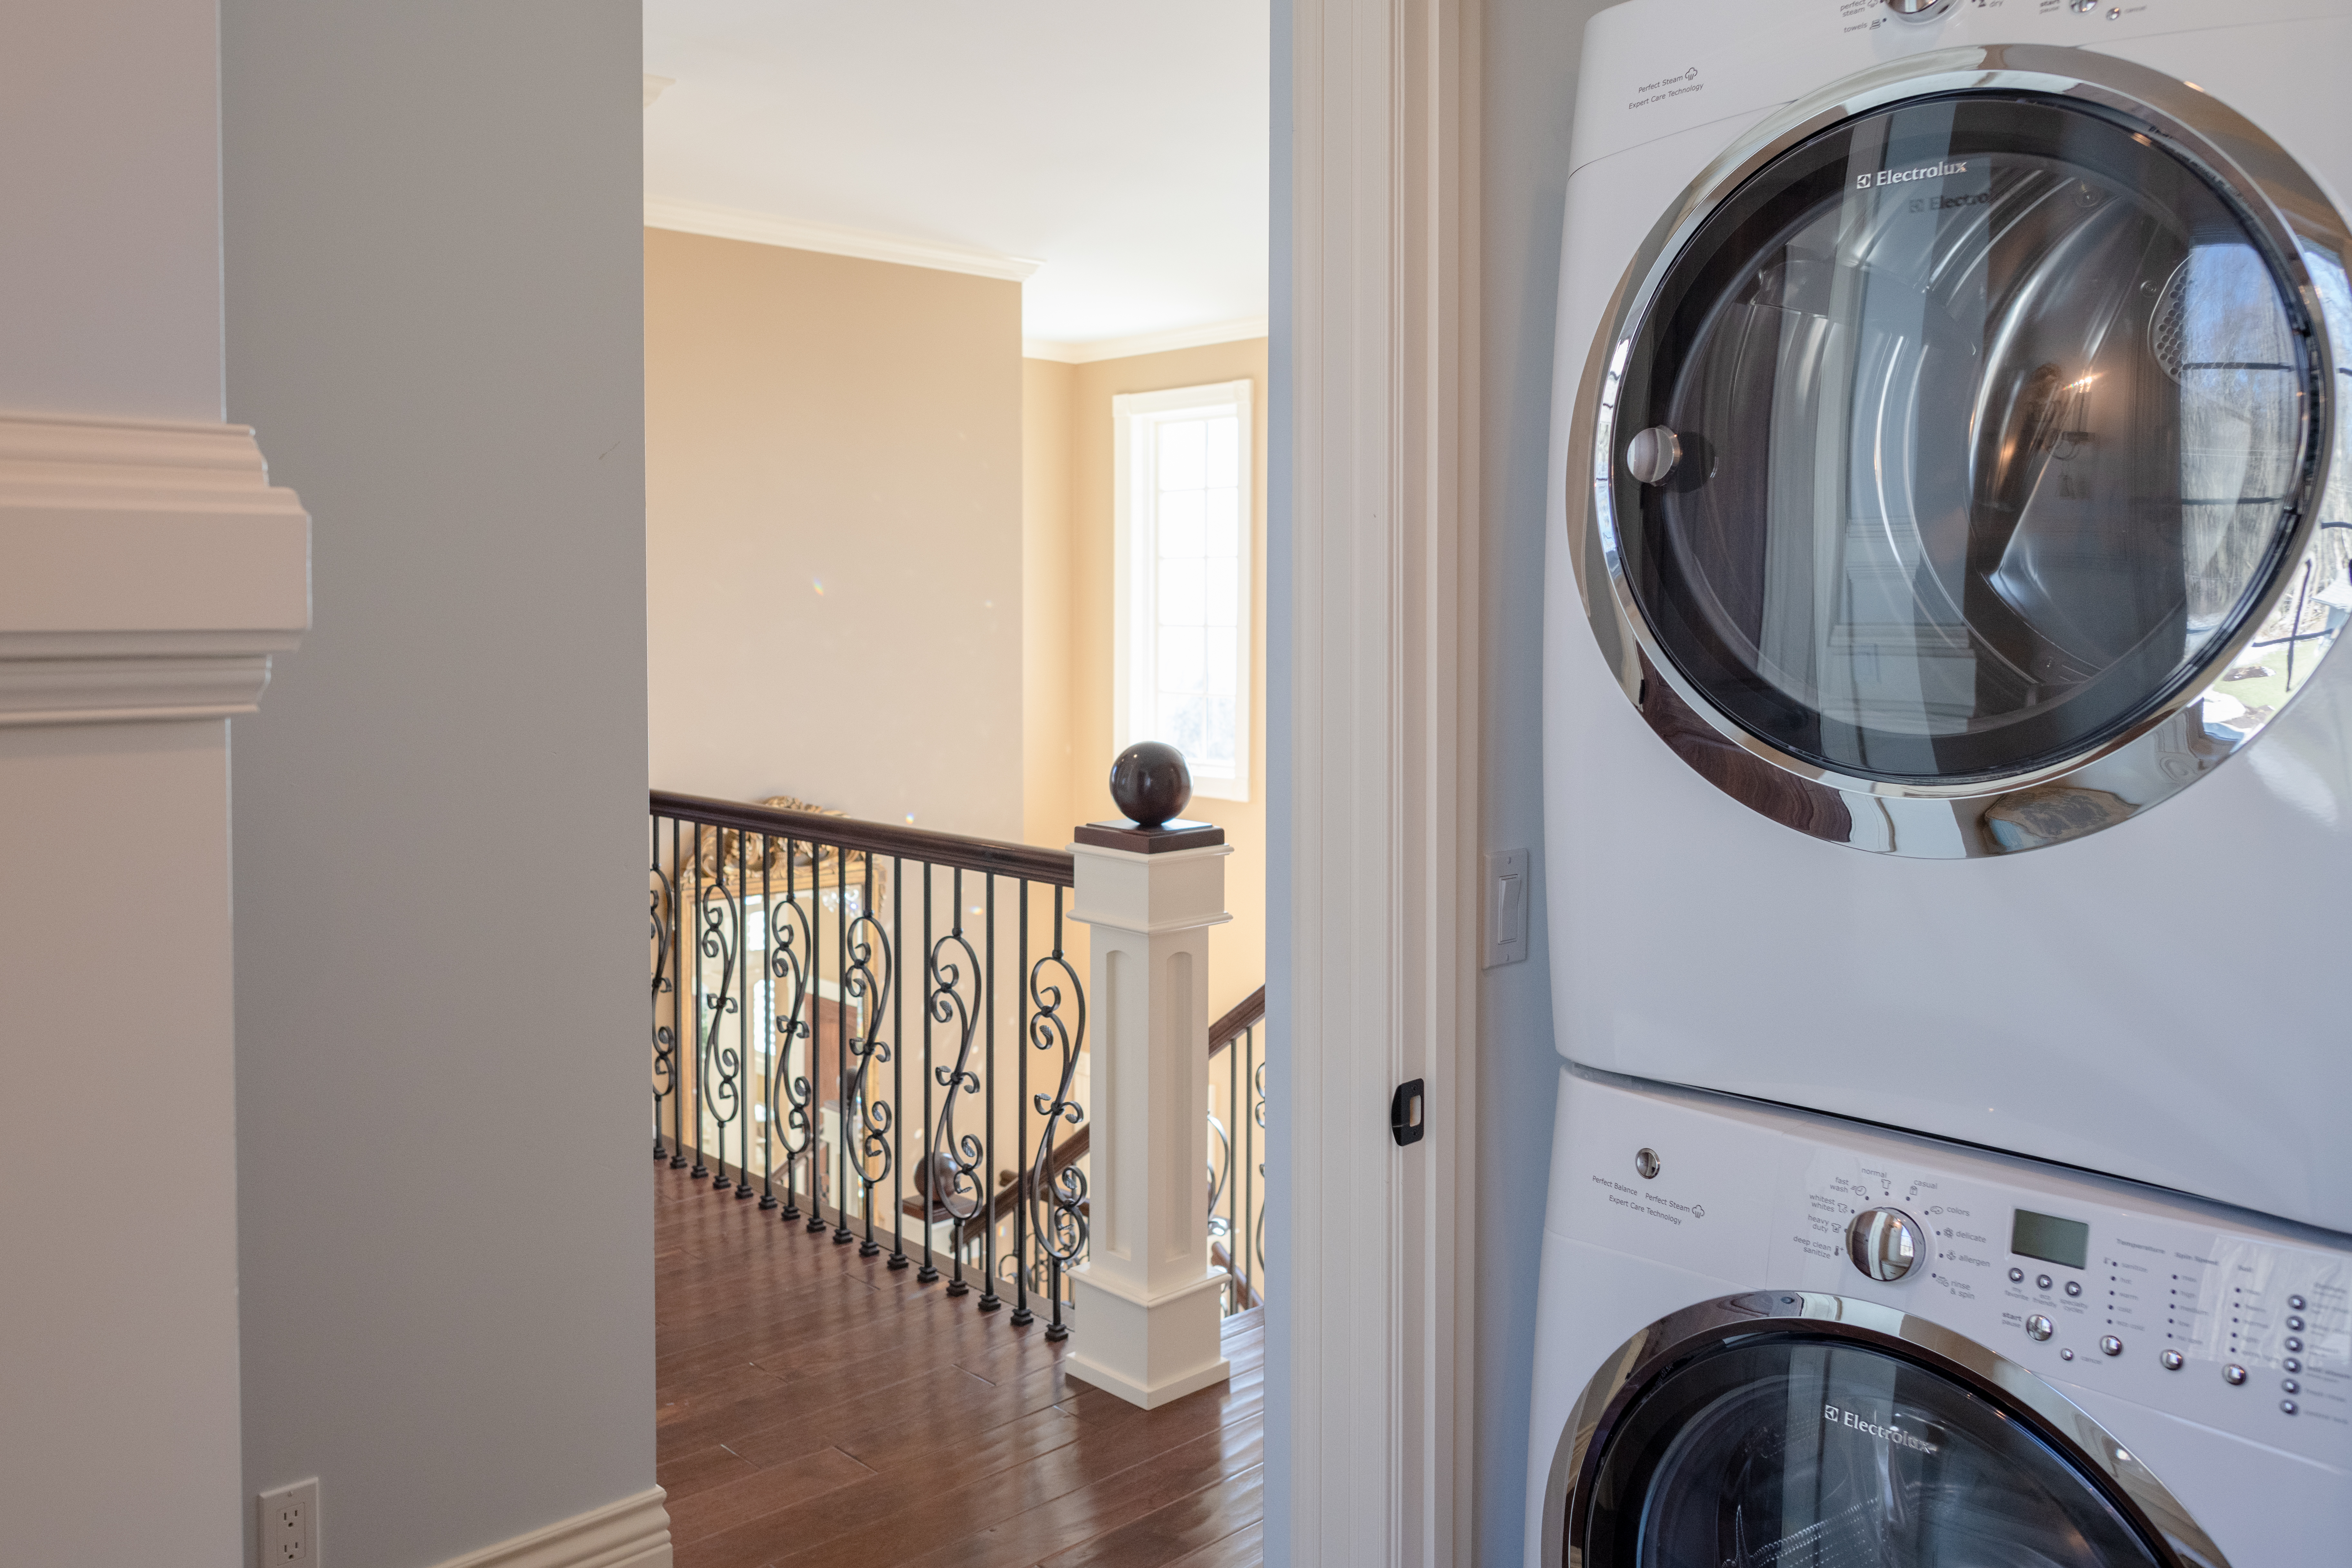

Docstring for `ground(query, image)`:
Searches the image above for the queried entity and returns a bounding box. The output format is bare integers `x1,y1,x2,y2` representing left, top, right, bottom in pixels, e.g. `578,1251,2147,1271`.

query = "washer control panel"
1773,1145,2349,1460
1552,1073,2351,1471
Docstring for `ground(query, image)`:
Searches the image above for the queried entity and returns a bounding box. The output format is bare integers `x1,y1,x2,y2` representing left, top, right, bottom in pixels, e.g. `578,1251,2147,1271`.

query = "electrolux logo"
1824,1403,1940,1455
1856,158,1970,190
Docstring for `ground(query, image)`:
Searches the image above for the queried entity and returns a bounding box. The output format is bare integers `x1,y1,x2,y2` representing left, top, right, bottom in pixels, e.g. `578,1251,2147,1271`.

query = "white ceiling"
643,1,1271,349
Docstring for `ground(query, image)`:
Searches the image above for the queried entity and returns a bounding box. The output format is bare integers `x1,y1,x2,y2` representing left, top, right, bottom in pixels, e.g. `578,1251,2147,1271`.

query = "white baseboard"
427,1488,671,1568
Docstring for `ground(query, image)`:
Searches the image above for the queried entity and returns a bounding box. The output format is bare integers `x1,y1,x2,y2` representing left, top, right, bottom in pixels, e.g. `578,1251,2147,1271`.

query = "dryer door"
1548,1294,2226,1568
1577,49,2352,855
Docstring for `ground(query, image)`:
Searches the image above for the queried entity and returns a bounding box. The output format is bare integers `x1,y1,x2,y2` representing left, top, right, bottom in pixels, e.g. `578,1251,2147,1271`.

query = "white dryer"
1523,1070,2350,1568
1544,0,2352,1229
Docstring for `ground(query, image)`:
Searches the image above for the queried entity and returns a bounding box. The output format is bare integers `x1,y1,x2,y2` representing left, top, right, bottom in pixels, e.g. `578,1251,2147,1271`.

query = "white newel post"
1065,808,1235,1410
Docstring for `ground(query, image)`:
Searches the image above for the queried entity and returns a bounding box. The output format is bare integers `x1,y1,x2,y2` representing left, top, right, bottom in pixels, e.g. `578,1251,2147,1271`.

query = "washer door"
1575,48,2352,855
1545,1295,2227,1568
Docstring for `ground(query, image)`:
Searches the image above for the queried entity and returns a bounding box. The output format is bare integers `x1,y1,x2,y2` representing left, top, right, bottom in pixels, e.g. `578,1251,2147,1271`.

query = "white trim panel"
1025,317,1271,364
643,197,1040,281
0,412,309,723
425,1487,672,1568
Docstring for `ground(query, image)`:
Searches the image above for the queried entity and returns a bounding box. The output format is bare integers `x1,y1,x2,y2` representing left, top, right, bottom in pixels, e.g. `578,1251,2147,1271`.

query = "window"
1113,379,1253,801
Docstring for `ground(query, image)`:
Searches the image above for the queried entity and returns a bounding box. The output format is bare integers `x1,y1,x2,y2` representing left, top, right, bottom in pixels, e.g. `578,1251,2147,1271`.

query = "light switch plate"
1484,848,1530,968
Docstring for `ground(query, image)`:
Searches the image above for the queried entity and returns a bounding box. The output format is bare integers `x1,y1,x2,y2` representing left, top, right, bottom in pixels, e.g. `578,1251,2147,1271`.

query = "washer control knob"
2026,1315,2056,1342
1624,427,1682,486
2101,1336,2124,1357
2160,1350,2185,1371
1885,0,1954,14
1847,1207,1922,1282
2225,1364,2249,1385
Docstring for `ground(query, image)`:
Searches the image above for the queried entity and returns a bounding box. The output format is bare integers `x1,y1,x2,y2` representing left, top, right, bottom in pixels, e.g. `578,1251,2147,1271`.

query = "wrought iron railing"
649,789,1267,1335
1208,986,1267,1316
650,791,1090,1337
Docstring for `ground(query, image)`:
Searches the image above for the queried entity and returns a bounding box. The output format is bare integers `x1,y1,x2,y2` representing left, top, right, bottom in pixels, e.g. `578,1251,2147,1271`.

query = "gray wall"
1476,1,1606,1562
223,5,654,1565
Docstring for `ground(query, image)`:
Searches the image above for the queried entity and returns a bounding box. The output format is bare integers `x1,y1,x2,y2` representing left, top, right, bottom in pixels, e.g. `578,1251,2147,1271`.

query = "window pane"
1202,696,1236,767
1205,486,1240,557
1160,489,1206,557
1207,414,1240,487
1160,692,1208,756
1160,557,1207,626
1206,559,1239,628
1159,419,1209,490
1160,626,1207,693
1206,633,1237,697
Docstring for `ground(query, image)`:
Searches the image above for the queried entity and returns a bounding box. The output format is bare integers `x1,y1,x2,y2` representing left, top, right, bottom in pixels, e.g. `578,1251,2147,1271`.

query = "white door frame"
1273,0,1482,1562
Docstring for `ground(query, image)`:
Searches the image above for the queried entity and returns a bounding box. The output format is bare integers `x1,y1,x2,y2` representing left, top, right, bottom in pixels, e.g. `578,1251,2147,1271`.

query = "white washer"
1523,1070,2350,1568
1544,0,2352,1229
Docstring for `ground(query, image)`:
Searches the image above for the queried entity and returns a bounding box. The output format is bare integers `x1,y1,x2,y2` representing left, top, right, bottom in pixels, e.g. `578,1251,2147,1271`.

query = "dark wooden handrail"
651,789,1076,886
1209,986,1266,1058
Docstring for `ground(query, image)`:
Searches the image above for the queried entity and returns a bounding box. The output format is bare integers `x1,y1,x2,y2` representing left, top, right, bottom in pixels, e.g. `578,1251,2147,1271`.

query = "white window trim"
1111,378,1255,803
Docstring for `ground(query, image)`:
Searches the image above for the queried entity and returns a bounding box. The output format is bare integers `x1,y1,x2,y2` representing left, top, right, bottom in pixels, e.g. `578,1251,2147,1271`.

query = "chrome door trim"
1570,45,2352,856
1537,1290,2231,1568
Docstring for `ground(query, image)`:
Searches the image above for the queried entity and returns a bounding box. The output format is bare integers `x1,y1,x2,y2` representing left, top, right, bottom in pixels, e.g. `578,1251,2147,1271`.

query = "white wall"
1474,2,1605,1563
223,5,654,1566
0,6,223,422
0,6,273,1564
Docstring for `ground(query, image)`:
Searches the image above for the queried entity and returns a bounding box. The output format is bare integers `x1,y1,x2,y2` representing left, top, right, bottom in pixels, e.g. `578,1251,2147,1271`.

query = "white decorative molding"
0,411,310,725
426,1487,672,1568
1281,0,1481,1562
1023,317,1270,365
643,196,1041,282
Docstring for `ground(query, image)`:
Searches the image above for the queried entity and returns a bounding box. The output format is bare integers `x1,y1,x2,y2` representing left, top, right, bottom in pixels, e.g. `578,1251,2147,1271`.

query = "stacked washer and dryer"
1532,2,2352,1565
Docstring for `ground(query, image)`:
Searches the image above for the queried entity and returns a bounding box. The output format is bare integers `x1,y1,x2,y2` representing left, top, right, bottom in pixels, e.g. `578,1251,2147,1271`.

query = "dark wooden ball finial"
1108,742,1191,829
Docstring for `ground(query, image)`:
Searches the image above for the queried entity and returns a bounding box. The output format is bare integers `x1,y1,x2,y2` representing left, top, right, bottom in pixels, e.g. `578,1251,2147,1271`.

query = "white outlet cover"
257,1477,319,1567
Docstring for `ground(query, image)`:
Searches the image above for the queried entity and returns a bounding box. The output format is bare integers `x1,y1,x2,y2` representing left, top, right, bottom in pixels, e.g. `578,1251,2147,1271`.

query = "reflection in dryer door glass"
1581,1338,2163,1568
1615,94,2325,783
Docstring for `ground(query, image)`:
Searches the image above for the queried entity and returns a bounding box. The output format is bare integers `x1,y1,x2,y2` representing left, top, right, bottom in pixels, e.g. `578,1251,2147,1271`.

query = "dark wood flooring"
654,1162,1265,1567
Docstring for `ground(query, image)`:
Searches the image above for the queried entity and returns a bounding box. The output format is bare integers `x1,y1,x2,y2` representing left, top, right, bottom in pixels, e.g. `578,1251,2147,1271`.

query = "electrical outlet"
1483,848,1530,968
257,1478,319,1567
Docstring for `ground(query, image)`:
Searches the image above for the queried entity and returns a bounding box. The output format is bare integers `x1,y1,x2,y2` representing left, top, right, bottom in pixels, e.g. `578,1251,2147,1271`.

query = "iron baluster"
734,834,754,1198
758,839,777,1209
651,814,677,1162
1009,881,1033,1326
928,868,984,1297
1028,885,1086,1342
888,856,909,1271
978,873,1001,1312
916,865,940,1285
670,818,688,1169
843,848,893,1256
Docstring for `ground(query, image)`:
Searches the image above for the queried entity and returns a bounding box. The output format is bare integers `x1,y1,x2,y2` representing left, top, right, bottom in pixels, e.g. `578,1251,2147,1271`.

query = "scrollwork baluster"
927,868,985,1299
651,817,677,1163
695,828,743,1190
1026,885,1087,1342
841,851,894,1257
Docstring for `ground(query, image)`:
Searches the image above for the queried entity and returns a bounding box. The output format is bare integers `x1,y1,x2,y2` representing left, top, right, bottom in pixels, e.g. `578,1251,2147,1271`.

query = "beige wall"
646,227,1025,839
1022,338,1271,1019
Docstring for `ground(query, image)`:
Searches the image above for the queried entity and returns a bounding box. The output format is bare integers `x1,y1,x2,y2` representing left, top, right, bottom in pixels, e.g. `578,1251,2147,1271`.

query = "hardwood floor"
654,1161,1264,1567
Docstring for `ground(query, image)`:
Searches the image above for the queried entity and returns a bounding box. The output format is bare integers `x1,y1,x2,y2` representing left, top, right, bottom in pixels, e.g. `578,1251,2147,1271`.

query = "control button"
2285,1358,2303,1374
1847,1207,1922,1283
2225,1364,2248,1385
2288,1315,2305,1331
2101,1336,2124,1357
2037,1274,2054,1291
2282,1399,2299,1416
2071,0,2097,9
2290,1294,2308,1310
2027,1315,2056,1342
2161,1350,2184,1371
2009,1267,2025,1283
2065,1281,2082,1298
2283,1379,2301,1395
2287,1337,2304,1353
2061,1348,2076,1361
1625,428,1682,486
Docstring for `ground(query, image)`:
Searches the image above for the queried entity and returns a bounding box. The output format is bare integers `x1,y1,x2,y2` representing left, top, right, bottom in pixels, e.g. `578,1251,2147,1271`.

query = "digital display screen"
2011,1209,2090,1271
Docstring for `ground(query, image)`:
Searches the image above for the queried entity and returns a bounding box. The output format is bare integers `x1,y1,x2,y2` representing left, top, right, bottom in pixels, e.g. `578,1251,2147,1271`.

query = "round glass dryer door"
1578,51,2352,855
1579,1335,2165,1568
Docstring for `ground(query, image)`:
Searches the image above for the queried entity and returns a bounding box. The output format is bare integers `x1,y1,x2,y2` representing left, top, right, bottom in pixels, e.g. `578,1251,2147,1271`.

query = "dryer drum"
1576,48,2352,854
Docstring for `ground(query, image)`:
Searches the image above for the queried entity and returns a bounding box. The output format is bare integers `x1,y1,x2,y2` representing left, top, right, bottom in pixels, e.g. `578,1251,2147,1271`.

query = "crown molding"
1022,317,1269,365
0,411,310,726
643,197,1040,282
